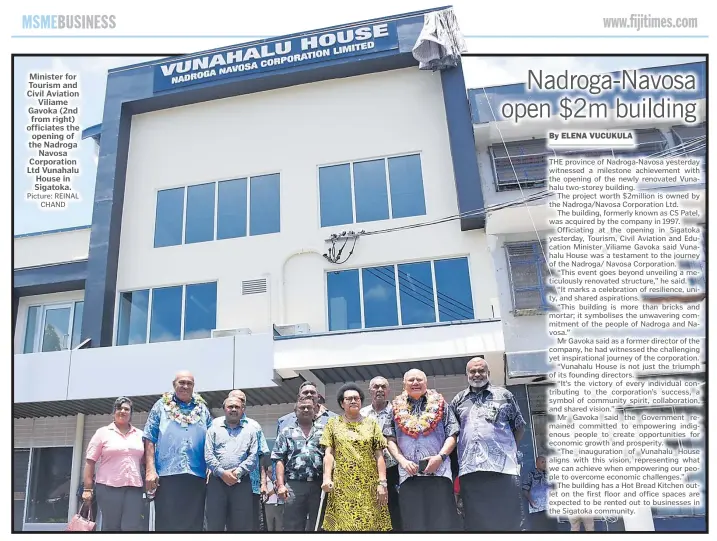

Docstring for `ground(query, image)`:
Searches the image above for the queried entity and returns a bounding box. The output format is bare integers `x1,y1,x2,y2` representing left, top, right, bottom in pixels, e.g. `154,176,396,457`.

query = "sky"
12,46,704,235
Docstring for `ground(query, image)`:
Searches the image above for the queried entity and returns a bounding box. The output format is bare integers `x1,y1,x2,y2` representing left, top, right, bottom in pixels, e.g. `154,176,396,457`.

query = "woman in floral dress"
319,383,392,531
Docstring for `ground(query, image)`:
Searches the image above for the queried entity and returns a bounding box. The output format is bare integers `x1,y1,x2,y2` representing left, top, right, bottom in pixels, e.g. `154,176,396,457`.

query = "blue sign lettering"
153,22,399,92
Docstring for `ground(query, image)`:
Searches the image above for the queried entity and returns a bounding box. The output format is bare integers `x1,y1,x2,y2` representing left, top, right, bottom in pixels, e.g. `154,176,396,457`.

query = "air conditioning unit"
211,328,252,338
274,323,310,337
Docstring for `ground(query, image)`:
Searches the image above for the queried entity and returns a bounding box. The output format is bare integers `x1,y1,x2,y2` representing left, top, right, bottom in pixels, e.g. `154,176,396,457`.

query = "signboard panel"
154,22,399,92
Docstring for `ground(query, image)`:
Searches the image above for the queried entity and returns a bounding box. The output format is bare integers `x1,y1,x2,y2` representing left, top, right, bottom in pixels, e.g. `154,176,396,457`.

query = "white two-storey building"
13,8,508,531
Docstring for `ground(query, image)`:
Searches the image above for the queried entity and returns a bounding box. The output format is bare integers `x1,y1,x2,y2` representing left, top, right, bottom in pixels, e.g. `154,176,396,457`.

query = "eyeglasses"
116,407,131,413
343,396,361,403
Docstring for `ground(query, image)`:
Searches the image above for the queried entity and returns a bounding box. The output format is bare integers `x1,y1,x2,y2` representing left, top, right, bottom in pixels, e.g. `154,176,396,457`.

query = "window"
116,282,217,345
22,301,84,354
14,449,30,531
490,129,669,191
319,154,426,227
24,447,73,524
505,242,553,315
154,174,281,247
327,257,474,331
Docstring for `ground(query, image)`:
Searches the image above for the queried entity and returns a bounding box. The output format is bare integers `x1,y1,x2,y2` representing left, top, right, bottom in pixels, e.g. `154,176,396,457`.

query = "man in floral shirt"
271,397,325,531
451,357,526,531
143,371,212,531
385,369,461,531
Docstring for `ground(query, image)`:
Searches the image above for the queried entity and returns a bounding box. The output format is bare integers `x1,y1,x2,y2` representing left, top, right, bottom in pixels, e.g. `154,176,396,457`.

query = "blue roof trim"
14,260,88,297
14,224,92,239
468,61,706,124
108,6,451,74
273,318,500,340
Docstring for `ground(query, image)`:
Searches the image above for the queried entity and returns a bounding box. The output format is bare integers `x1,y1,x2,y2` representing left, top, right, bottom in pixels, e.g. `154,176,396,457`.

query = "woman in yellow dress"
319,383,391,531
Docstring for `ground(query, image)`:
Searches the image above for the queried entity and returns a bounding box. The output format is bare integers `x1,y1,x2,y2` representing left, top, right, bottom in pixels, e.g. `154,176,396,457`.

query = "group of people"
80,356,566,532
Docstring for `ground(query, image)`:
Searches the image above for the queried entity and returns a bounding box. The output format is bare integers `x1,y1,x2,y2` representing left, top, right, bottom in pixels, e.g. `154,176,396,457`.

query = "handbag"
66,501,96,532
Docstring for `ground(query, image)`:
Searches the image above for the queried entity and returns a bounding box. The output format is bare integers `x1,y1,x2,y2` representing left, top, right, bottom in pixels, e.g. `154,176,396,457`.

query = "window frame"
505,241,553,316
113,280,218,346
489,129,669,191
21,299,85,354
325,255,475,332
317,152,427,228
153,170,282,248
22,445,74,526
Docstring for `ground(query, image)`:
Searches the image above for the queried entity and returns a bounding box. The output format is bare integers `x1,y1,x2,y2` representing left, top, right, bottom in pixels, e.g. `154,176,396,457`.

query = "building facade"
12,17,706,531
470,60,706,532
13,8,507,531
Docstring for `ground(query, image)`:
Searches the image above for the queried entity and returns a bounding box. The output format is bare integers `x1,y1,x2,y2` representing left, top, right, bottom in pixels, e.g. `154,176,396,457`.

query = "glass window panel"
434,258,475,322
319,164,353,227
185,182,215,244
25,447,73,524
154,187,185,247
362,266,399,328
41,306,71,352
388,155,426,218
327,269,361,331
398,262,436,325
71,301,84,349
23,306,39,353
117,290,149,345
353,159,389,223
217,178,247,240
150,286,183,343
510,261,541,288
184,282,217,340
250,174,281,236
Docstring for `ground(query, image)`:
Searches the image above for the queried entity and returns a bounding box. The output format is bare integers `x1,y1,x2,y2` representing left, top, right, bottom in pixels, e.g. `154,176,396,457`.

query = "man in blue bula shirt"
204,392,259,531
143,371,213,532
228,390,270,531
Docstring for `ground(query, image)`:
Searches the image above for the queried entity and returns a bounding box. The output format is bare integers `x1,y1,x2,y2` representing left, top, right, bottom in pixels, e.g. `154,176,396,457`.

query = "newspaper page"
7,1,709,535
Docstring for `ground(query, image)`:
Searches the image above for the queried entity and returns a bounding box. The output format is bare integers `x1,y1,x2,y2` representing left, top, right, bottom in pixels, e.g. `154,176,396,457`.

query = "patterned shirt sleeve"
143,401,161,444
271,429,288,462
319,418,334,448
371,418,388,452
203,405,213,428
521,471,536,492
507,392,526,431
382,418,397,440
85,427,105,462
443,399,461,438
257,427,270,456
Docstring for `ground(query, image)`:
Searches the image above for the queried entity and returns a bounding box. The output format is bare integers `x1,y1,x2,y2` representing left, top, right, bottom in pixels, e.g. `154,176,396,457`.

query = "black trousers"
399,476,461,532
461,471,522,531
95,484,144,531
205,474,254,531
154,474,206,532
283,480,322,531
386,465,402,531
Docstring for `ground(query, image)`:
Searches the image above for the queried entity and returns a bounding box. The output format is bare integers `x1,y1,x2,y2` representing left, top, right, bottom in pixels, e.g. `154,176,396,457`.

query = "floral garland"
162,392,206,426
393,389,445,438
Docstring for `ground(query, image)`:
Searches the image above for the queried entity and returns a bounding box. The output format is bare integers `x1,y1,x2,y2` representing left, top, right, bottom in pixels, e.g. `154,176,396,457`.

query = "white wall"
118,67,498,336
14,228,90,269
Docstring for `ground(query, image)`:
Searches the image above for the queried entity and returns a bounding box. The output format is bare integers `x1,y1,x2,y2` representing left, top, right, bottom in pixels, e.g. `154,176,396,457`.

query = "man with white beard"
451,357,526,531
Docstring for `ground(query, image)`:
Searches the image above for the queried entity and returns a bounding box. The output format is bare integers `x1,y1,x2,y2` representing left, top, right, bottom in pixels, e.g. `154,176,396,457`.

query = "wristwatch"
439,453,448,461
378,479,388,487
